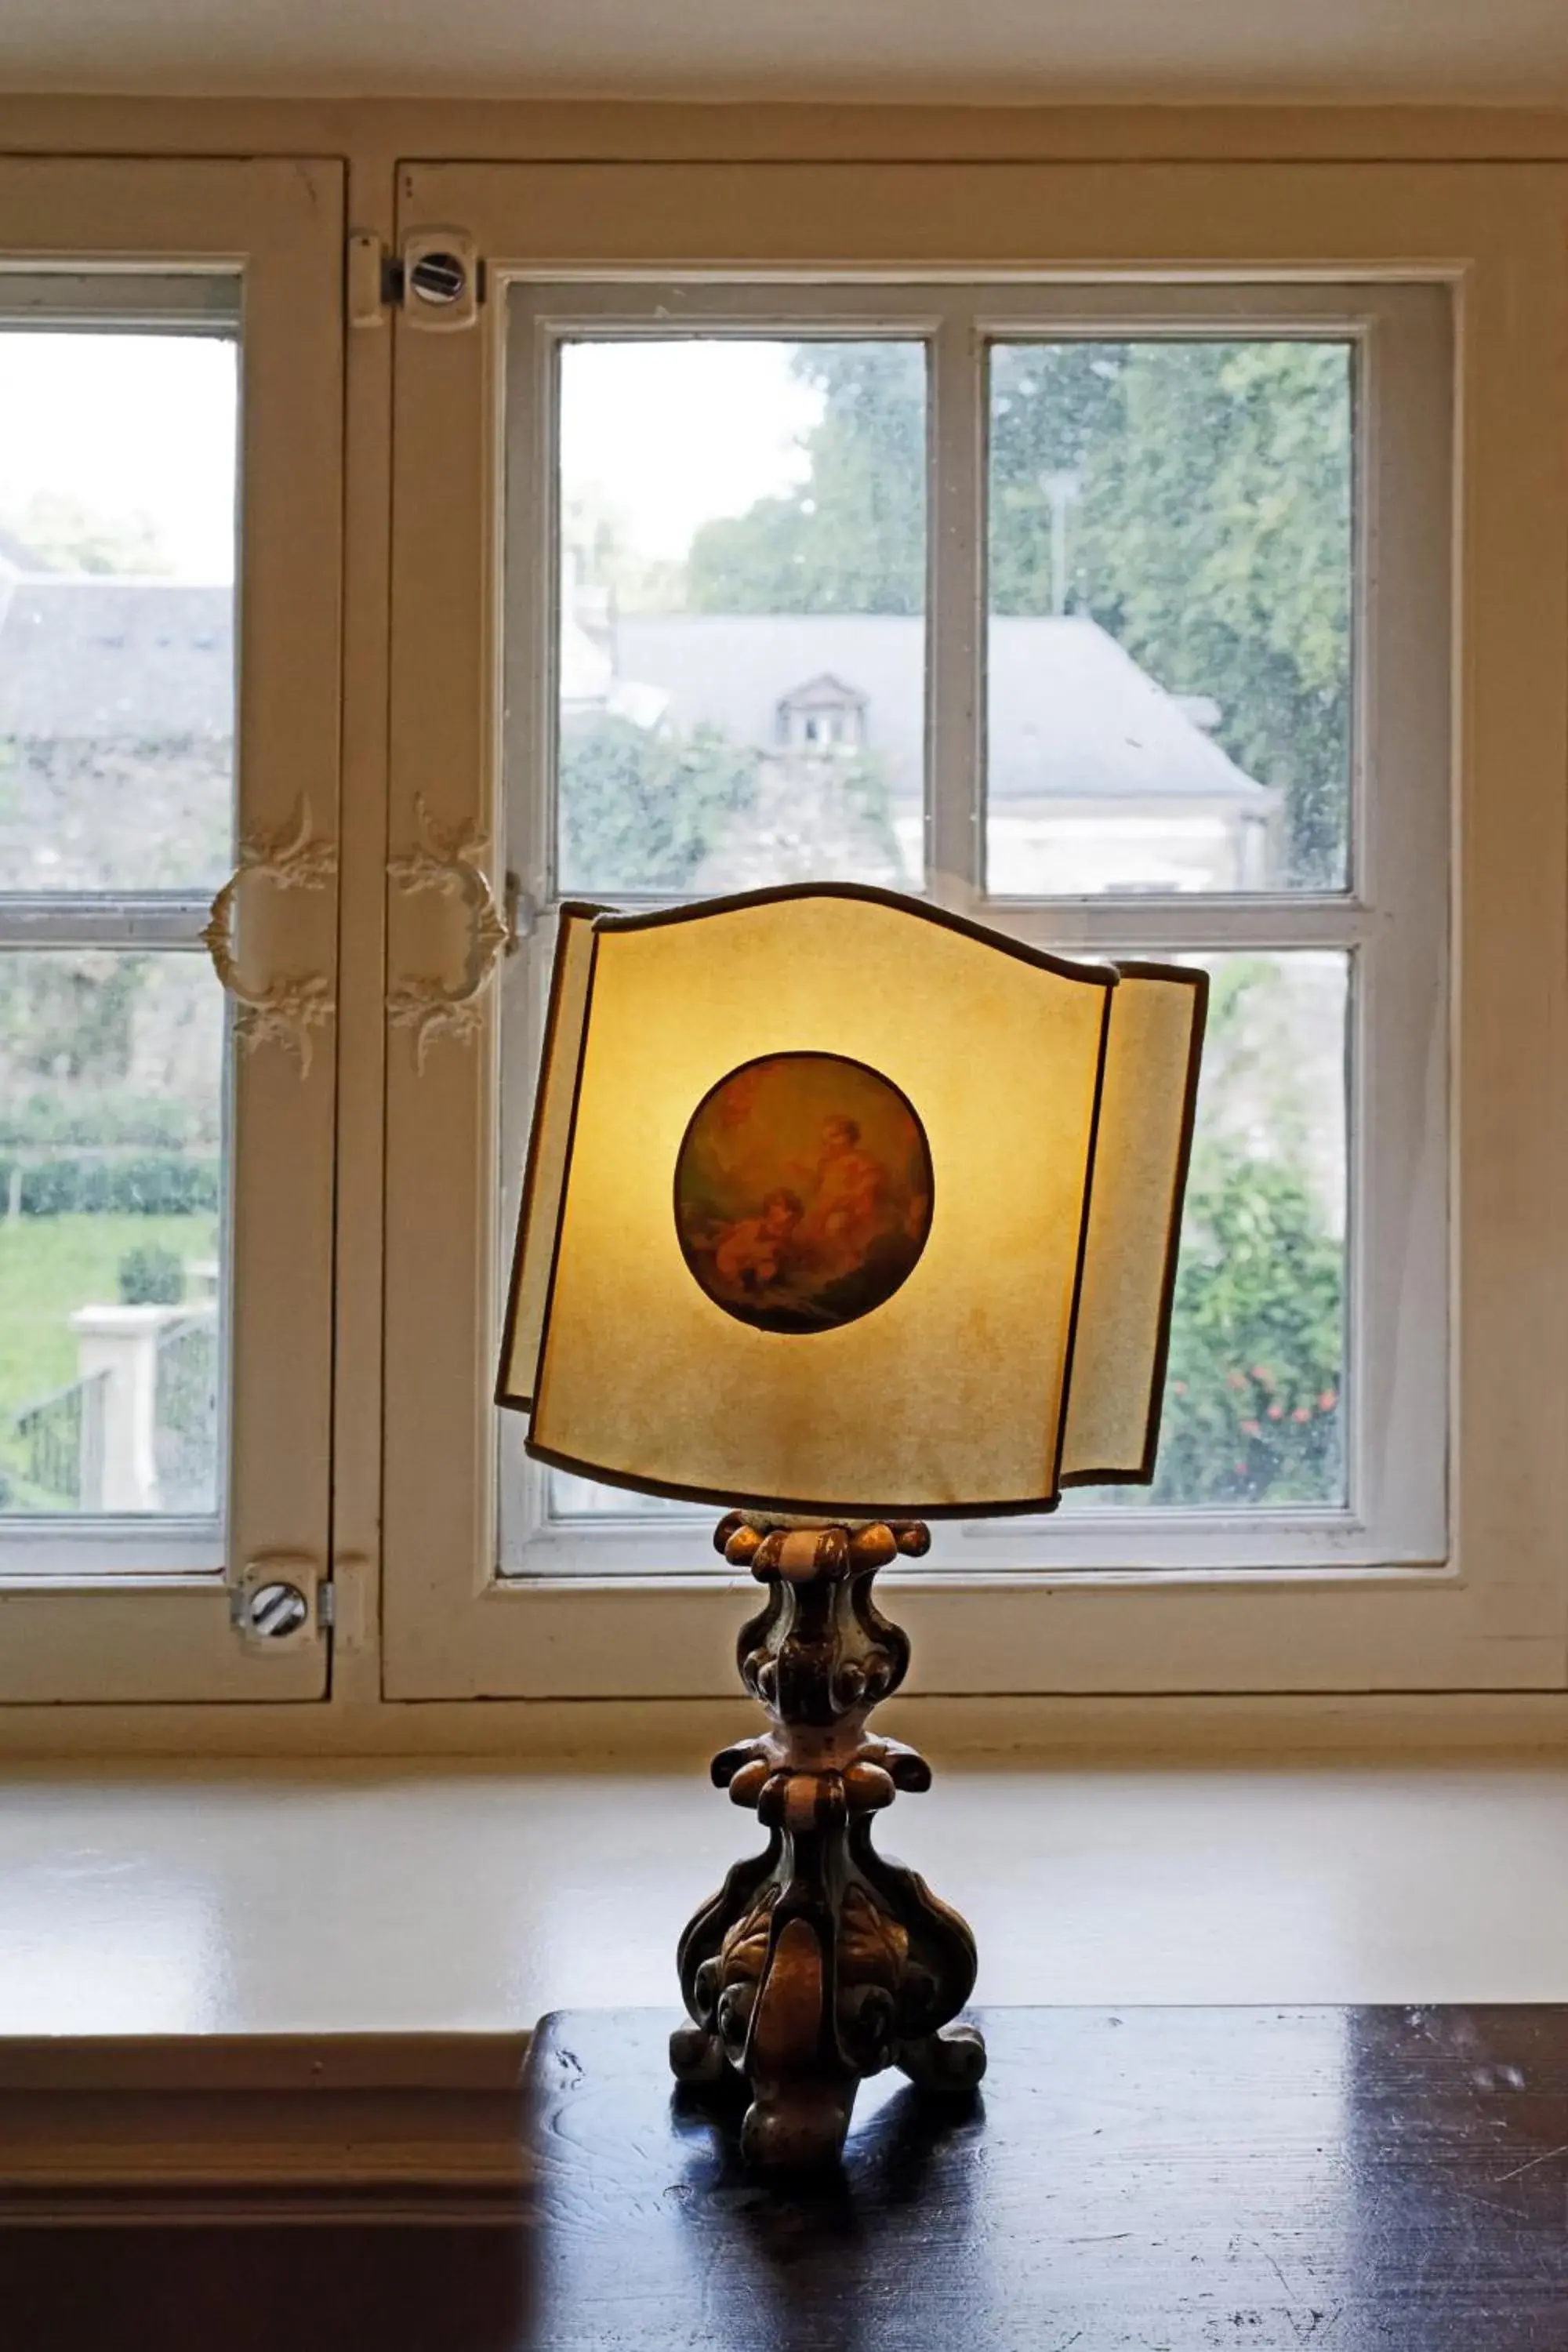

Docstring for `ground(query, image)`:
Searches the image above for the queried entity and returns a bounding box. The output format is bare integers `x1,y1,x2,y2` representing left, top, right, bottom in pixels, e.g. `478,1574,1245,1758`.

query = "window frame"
381,160,1568,1700
496,274,1447,1589
0,158,344,1703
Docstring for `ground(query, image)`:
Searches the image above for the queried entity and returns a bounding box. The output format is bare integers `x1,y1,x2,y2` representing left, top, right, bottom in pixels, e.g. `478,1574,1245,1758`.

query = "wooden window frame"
382,162,1568,1703
0,158,343,1704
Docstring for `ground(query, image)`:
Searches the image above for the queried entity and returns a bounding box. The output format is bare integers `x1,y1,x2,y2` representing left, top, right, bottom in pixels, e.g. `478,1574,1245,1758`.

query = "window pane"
553,339,926,895
986,341,1352,896
0,951,226,1519
1070,949,1348,1512
0,331,237,892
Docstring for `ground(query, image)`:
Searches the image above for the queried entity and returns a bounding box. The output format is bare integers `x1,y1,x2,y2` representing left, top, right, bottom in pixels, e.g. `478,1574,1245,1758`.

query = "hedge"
0,1156,221,1217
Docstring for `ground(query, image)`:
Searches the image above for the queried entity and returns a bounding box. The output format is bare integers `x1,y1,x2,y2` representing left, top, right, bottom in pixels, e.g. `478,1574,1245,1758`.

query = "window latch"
347,230,484,331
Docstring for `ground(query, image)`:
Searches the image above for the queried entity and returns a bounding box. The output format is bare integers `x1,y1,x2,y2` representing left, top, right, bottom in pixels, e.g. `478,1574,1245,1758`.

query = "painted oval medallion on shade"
674,1052,934,1334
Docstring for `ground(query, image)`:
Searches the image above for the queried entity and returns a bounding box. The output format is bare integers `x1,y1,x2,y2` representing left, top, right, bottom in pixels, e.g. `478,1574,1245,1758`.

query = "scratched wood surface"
523,2005,1568,2351
9,2006,1568,2350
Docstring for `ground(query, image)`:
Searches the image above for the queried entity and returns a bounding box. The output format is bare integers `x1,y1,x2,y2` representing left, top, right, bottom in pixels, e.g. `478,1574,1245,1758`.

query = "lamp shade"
498,884,1205,1518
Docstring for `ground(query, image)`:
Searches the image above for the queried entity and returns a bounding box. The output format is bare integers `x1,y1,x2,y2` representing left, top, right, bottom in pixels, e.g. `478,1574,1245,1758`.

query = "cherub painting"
675,1054,933,1333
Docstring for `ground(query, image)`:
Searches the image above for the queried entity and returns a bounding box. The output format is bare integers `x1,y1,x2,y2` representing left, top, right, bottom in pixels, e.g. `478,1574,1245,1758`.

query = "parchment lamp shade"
497,884,1205,1519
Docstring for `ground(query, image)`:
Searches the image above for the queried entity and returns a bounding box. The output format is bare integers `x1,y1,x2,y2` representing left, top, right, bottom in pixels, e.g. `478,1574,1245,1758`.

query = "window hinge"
349,229,485,331
320,1555,370,1652
504,871,537,947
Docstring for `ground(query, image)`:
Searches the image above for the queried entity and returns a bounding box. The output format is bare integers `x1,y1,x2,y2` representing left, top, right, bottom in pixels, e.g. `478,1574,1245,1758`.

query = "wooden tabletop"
522,2004,1568,2350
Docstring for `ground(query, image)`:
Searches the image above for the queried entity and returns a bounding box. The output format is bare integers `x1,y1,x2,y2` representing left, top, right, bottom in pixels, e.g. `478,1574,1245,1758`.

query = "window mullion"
0,896,212,951
926,309,985,913
981,898,1373,954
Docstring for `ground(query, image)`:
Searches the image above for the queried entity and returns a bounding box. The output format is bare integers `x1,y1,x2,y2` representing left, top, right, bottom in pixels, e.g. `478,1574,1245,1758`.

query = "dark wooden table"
521,2005,1568,2351
12,2006,1568,2350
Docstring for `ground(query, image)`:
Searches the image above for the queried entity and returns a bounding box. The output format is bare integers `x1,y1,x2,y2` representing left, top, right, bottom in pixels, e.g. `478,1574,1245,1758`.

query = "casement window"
4,155,1565,1715
383,163,1567,1703
0,161,342,1701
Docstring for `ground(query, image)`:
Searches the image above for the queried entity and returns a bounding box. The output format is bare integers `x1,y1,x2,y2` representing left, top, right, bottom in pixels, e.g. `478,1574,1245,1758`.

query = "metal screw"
246,1580,310,1639
408,251,467,307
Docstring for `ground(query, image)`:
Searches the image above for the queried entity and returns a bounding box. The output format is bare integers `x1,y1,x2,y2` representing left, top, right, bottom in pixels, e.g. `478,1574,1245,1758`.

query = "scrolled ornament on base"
670,1512,986,2170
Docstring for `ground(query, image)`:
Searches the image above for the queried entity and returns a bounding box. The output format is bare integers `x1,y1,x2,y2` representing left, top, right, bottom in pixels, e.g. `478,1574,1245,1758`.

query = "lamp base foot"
670,1515,985,2172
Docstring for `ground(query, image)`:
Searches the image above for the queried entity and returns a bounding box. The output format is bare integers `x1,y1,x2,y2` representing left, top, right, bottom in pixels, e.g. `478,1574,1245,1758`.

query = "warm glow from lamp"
498,884,1205,1518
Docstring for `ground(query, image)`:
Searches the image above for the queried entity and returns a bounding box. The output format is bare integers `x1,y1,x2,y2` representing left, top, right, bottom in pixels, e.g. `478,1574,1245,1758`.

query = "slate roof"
614,612,1269,804
0,578,1268,810
0,573,233,741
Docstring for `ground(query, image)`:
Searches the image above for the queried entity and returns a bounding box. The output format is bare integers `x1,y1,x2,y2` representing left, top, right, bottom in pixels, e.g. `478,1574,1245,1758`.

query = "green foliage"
0,1156,220,1218
686,337,1352,884
1069,343,1352,887
688,346,927,617
1153,1133,1343,1507
558,714,760,893
0,1091,200,1151
0,954,145,1087
117,1243,185,1307
0,1210,213,1423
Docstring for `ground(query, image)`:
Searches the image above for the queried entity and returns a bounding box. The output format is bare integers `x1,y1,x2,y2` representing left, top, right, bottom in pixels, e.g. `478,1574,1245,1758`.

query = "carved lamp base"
670,1513,986,2170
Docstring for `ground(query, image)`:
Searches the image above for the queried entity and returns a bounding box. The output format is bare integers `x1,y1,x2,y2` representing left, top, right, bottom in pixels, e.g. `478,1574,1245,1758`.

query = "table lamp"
498,883,1206,2169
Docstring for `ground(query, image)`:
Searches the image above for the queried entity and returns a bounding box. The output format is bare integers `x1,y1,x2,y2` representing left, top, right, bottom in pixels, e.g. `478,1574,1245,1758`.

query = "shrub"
0,1154,222,1217
118,1243,186,1306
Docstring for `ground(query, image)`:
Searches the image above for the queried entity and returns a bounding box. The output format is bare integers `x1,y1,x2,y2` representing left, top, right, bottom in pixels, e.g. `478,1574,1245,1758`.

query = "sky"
0,332,822,583
558,339,820,561
0,325,1351,586
0,332,238,582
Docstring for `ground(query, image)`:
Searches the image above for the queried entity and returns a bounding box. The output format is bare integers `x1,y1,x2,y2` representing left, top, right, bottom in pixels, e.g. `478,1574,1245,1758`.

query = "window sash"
383,158,1566,1700
498,274,1448,1579
0,158,343,1701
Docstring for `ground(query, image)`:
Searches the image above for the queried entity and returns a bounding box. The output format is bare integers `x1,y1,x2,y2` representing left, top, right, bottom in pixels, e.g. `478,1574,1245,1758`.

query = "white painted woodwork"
0,160,343,1700
384,160,1567,1700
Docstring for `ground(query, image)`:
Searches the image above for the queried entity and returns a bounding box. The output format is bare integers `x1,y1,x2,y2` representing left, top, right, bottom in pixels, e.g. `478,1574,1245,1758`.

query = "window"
383,162,1566,1700
0,288,237,1549
493,276,1444,1593
0,159,343,1703
5,154,1562,1724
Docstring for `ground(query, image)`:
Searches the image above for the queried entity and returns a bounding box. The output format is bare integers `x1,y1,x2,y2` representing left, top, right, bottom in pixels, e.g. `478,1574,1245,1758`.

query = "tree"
1153,1134,1343,1507
686,337,1352,883
688,346,926,616
558,714,759,894
0,953,144,1086
1149,953,1344,1507
1068,343,1351,886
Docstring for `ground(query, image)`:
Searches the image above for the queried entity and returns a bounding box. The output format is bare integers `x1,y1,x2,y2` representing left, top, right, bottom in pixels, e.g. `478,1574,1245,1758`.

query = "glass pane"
0,330,238,891
1069,949,1348,1512
986,341,1352,896
552,339,926,895
0,951,226,1519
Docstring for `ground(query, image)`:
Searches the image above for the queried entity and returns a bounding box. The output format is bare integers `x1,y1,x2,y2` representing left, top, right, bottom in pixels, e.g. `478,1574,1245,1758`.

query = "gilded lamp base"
670,1512,986,2171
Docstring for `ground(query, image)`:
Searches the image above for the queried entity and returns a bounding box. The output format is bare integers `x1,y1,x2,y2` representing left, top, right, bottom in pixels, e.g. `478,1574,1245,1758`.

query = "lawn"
0,1210,216,1424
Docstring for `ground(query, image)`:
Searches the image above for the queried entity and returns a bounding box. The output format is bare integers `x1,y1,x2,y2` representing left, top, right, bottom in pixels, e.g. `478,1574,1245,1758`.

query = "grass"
0,1211,216,1424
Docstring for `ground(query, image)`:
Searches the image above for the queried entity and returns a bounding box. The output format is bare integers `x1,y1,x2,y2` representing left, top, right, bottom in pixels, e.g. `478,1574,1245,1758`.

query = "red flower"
1319,1389,1338,1412
1292,1406,1312,1424
1266,1403,1284,1421
1240,1418,1261,1438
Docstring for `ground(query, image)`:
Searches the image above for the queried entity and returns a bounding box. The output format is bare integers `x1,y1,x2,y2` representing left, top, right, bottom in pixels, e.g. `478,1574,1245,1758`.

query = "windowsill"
7,1751,1568,2201
8,1751,1568,2038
